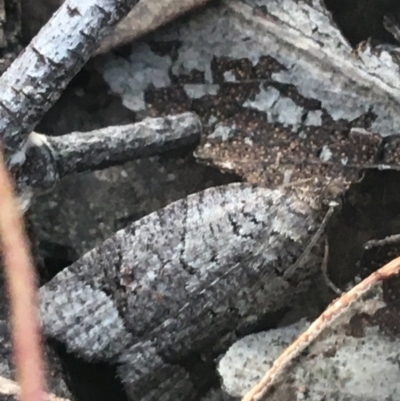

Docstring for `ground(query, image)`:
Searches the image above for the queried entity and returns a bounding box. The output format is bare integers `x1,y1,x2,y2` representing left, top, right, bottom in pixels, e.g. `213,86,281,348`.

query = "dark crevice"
235,307,291,338
324,0,400,47
38,240,79,281
172,352,220,400
48,340,128,401
270,82,322,110
179,258,197,275
327,169,400,287
35,66,137,136
242,211,261,227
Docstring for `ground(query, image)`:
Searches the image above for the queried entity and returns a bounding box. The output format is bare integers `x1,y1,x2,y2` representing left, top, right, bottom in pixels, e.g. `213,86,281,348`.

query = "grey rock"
218,320,307,397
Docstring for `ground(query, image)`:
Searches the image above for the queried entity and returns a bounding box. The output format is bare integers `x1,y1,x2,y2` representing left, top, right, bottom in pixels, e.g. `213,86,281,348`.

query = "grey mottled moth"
40,182,324,400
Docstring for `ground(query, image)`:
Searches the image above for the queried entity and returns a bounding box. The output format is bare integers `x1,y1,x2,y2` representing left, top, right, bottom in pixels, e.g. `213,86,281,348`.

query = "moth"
40,182,324,400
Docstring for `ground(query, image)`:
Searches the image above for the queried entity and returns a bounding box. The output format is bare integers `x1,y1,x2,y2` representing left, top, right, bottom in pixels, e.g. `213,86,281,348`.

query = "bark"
12,0,400,209
20,0,212,55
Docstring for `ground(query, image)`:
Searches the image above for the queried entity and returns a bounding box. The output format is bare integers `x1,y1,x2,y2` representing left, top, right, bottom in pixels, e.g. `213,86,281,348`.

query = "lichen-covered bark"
9,0,400,209
221,289,400,401
241,256,400,401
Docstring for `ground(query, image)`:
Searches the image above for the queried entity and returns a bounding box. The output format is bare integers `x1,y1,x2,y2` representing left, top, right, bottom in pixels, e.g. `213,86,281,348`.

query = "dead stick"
0,376,70,401
0,148,46,401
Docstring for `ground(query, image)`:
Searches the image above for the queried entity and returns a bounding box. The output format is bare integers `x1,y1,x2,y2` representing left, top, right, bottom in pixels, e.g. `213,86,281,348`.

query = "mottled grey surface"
40,183,324,400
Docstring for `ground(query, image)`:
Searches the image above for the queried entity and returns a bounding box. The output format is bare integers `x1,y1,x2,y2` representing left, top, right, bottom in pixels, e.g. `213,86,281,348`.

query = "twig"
14,113,201,205
0,148,46,401
383,15,400,42
284,202,338,279
47,112,201,176
321,238,342,295
0,376,70,401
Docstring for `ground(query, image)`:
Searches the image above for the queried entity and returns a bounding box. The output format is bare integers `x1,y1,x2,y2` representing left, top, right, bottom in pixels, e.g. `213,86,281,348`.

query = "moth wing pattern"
40,183,321,399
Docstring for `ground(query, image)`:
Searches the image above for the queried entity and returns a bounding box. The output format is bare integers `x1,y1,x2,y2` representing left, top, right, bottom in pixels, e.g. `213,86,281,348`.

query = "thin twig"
0,148,47,401
284,202,338,279
321,238,342,295
48,112,201,176
0,376,70,401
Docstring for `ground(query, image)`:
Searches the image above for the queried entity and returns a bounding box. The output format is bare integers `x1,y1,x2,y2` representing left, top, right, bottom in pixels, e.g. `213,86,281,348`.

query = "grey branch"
48,111,201,175
16,113,201,207
0,0,139,168
39,183,326,400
